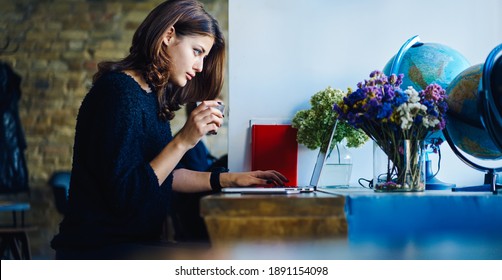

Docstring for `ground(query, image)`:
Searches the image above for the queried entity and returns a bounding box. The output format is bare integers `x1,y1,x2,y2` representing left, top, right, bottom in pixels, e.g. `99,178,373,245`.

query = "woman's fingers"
192,101,224,134
201,111,223,127
269,170,289,182
193,100,224,117
257,170,289,185
224,171,289,187
174,100,225,150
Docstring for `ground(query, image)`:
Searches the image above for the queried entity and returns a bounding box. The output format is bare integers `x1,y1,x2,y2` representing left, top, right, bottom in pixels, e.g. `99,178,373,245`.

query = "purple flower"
421,83,446,102
334,70,448,143
369,70,381,78
438,101,448,114
437,118,446,130
382,84,396,101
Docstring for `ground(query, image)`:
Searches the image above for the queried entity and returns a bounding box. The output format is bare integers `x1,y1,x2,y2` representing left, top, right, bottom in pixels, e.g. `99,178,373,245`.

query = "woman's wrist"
219,172,234,188
171,134,194,153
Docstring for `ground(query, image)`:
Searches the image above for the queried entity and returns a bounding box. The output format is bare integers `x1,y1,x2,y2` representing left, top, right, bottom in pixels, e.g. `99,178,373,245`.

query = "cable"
358,177,373,189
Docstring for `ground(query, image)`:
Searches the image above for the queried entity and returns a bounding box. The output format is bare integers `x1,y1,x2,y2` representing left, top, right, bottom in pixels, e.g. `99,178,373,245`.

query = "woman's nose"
194,58,203,72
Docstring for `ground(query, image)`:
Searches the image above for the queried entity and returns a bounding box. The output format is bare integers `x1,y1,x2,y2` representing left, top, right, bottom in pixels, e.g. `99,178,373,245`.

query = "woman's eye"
194,49,202,55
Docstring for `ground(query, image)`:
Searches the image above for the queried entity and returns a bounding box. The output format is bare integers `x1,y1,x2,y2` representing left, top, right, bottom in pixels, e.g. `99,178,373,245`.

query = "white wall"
228,0,502,187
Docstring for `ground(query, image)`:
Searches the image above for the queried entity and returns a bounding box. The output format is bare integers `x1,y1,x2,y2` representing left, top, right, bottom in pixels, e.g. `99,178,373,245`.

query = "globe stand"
425,160,456,190
443,128,502,195
451,169,500,194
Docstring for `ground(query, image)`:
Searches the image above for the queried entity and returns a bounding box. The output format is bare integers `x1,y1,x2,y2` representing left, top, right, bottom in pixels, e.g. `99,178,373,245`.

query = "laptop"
222,120,339,194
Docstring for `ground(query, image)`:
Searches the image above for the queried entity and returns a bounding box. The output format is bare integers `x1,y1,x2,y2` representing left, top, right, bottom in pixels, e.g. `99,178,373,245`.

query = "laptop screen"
309,120,338,189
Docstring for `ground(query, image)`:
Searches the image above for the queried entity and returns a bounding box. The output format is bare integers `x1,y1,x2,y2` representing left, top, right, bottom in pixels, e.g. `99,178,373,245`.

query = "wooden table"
201,187,502,246
200,191,346,244
198,187,502,259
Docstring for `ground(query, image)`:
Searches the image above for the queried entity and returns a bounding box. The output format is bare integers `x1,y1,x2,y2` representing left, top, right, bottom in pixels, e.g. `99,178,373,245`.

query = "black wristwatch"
210,167,229,192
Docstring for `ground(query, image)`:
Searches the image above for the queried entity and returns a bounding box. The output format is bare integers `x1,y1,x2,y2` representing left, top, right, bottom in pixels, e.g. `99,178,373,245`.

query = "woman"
51,0,287,259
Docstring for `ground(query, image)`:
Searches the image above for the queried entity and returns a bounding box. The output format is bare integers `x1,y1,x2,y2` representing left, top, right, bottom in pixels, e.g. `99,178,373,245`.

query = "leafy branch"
292,87,369,151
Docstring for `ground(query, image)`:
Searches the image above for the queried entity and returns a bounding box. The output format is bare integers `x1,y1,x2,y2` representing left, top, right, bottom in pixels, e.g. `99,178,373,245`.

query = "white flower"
396,87,428,130
422,115,440,128
405,86,421,103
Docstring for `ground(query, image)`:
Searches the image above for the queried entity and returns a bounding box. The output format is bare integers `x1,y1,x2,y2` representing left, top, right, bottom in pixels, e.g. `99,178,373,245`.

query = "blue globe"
383,42,471,91
446,64,502,160
383,40,471,142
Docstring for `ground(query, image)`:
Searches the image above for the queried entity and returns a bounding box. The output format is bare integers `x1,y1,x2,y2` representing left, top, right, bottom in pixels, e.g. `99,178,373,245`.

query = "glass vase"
373,139,426,192
319,142,353,188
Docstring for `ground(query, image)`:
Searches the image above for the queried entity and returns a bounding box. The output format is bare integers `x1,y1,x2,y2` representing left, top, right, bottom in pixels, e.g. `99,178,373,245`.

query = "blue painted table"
201,188,502,259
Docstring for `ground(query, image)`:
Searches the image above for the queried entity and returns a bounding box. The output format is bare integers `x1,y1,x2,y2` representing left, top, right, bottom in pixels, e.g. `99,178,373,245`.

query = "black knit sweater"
51,72,173,250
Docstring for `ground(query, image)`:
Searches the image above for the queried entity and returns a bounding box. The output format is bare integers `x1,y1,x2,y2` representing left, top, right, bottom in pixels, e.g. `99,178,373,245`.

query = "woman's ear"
163,26,176,46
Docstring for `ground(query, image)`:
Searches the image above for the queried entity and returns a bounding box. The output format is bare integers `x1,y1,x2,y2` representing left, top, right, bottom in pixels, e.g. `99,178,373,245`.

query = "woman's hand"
220,170,289,188
150,100,223,185
175,100,224,149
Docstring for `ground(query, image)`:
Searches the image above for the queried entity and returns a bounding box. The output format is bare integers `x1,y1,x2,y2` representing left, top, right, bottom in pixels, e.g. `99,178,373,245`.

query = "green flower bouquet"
292,86,368,152
292,87,369,187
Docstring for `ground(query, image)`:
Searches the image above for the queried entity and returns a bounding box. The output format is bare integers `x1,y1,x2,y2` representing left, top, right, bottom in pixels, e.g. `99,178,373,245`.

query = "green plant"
292,86,368,152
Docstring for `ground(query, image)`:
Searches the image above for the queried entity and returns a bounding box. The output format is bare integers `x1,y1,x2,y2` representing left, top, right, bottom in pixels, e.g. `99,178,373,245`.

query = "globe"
384,38,502,192
443,44,502,193
383,37,471,143
446,64,502,160
383,41,471,91
382,36,473,190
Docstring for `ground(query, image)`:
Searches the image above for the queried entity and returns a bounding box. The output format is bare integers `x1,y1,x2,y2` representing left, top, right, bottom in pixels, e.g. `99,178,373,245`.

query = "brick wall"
0,0,228,259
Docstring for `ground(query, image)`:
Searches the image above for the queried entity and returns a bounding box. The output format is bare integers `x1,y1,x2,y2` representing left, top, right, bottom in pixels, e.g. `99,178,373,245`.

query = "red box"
251,124,298,186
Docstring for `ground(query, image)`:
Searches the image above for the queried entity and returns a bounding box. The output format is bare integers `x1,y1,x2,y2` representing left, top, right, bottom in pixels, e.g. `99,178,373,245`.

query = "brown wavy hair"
93,0,225,121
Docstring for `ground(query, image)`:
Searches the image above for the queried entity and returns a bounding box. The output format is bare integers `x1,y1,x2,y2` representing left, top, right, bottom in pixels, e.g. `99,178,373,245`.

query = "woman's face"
165,33,215,87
